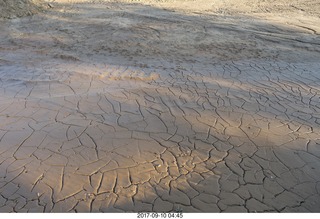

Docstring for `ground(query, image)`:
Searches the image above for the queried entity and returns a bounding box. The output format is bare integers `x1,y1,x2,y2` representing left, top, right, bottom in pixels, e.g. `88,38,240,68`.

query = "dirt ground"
0,0,320,212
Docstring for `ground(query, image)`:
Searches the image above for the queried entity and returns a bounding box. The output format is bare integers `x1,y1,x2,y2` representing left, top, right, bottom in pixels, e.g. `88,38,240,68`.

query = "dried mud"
0,0,320,213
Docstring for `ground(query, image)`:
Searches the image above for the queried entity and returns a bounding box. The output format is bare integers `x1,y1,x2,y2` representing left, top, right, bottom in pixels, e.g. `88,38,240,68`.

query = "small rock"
86,193,95,200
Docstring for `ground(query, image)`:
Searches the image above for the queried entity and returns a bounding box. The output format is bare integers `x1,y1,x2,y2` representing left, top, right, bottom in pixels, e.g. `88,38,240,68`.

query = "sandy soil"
0,0,320,212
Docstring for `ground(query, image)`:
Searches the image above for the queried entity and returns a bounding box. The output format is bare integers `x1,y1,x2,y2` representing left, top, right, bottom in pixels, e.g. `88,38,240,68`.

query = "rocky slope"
0,0,46,18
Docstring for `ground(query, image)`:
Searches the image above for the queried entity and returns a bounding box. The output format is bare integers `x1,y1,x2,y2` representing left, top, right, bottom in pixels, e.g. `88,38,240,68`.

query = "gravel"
0,0,47,19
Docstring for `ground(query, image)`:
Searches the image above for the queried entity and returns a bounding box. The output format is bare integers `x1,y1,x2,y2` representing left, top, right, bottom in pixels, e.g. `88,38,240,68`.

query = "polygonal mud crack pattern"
1,1,320,213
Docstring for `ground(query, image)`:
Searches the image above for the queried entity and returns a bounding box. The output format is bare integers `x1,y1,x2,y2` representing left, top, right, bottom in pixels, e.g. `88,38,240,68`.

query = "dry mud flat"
1,0,320,213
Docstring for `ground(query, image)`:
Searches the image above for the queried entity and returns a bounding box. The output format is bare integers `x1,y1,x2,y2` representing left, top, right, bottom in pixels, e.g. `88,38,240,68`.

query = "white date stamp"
137,213,183,219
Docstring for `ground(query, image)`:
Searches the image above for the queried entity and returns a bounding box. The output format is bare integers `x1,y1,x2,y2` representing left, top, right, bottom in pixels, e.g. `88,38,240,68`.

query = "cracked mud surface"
1,0,320,213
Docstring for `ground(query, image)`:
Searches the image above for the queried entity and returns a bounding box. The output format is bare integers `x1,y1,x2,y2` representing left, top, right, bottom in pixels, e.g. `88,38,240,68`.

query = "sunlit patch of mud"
99,69,159,81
